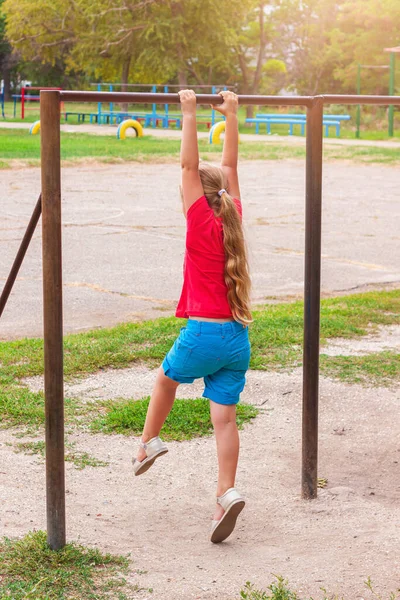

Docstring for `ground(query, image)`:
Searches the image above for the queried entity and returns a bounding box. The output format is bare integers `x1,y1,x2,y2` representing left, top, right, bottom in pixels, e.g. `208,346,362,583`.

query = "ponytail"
199,162,253,326
217,191,253,326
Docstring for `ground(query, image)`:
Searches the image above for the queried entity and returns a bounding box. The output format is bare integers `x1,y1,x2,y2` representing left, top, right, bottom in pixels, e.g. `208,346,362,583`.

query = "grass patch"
0,530,132,599
0,290,399,427
90,396,258,440
250,289,400,371
320,351,400,386
15,440,109,469
2,128,400,168
239,577,400,599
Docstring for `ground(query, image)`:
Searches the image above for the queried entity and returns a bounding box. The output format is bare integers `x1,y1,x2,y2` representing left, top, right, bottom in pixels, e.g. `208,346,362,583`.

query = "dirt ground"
1,159,399,598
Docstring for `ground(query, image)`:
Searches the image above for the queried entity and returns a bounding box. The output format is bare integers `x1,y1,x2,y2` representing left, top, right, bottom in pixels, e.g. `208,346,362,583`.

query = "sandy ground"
1,327,399,599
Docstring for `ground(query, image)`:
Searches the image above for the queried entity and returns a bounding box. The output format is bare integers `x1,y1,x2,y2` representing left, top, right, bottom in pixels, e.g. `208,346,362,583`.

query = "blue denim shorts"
162,319,251,405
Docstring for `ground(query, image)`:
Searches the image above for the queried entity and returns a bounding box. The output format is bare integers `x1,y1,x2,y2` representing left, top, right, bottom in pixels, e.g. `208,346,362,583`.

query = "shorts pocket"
179,340,221,377
228,344,251,371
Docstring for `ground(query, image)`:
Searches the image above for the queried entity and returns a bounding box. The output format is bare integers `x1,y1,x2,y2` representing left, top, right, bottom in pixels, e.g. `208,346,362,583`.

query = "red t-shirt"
175,195,242,319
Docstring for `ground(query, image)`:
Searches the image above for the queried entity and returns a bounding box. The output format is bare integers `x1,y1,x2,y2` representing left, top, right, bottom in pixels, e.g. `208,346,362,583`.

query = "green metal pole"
388,53,395,137
356,64,361,139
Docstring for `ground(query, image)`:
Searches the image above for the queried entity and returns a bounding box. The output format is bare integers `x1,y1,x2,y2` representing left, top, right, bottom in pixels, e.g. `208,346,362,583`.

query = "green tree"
230,2,287,116
0,0,14,99
273,0,346,95
4,0,284,95
333,0,400,94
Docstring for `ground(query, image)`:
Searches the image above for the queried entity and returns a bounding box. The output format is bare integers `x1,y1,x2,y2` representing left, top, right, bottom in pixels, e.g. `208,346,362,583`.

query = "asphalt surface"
1,161,399,339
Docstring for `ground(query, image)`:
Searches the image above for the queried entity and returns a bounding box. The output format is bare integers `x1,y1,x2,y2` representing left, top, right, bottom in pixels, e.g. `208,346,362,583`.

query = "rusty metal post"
302,96,324,500
40,90,66,549
0,195,42,318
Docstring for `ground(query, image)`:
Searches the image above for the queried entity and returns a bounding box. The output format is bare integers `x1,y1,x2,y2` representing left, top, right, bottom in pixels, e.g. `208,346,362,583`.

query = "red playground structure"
13,87,64,119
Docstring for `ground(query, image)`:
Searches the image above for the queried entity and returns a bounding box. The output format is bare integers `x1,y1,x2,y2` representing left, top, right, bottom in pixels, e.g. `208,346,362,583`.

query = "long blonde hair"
199,163,252,326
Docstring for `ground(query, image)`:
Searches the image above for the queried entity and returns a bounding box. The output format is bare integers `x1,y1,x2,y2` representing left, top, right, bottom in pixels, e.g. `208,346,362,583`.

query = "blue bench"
144,113,181,128
65,112,99,123
101,112,180,128
246,113,351,137
97,112,148,125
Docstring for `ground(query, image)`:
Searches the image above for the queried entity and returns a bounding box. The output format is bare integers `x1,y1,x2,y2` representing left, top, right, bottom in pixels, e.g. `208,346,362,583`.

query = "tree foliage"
2,0,400,95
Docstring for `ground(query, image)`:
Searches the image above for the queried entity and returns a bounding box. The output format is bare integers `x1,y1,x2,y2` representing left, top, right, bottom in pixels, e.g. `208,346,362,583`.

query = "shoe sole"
210,500,245,544
133,449,168,476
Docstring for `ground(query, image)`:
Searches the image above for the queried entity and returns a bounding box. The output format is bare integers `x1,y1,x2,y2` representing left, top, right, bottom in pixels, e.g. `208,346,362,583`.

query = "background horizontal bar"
58,91,314,106
89,83,237,89
322,94,400,105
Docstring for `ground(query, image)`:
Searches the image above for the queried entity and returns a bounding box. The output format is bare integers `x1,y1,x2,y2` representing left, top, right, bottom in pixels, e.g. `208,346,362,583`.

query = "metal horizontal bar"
58,91,314,107
322,94,400,105
89,83,237,89
360,65,390,69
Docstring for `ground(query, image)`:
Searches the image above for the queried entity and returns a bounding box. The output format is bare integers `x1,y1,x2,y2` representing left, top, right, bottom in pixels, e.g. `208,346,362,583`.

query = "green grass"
0,530,132,599
2,127,400,170
320,351,400,386
14,440,109,469
251,290,400,370
0,290,399,428
239,577,400,600
90,396,258,439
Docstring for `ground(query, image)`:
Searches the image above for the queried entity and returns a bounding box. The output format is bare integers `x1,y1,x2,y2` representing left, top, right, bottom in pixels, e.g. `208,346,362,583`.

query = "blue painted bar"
97,83,102,122
211,86,216,126
109,84,113,114
164,85,169,125
152,85,157,127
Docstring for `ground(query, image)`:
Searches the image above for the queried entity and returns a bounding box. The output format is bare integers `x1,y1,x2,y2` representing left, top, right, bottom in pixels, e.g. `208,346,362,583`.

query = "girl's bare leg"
210,401,239,520
136,367,180,463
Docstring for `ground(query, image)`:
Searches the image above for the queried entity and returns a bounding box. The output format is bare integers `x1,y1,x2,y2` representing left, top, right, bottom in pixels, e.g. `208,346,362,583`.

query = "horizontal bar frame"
38,88,398,550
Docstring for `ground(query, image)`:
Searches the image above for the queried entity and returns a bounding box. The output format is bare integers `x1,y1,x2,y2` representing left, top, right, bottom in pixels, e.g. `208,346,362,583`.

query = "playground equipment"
29,120,41,135
0,87,4,118
356,48,399,138
209,120,226,144
384,46,399,137
116,118,143,139
209,120,240,144
12,87,64,119
1,90,400,551
91,83,233,128
246,113,351,137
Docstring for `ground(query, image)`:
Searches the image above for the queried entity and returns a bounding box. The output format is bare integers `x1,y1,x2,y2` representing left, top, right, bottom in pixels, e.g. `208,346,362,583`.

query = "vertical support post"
152,84,157,127
164,85,169,121
40,90,66,550
388,53,395,137
211,85,216,126
302,96,323,500
109,84,114,117
356,64,361,139
97,83,102,123
21,86,25,119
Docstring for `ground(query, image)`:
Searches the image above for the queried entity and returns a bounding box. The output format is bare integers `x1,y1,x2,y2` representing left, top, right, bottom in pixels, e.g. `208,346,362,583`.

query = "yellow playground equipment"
116,119,144,139
29,120,41,135
209,120,240,144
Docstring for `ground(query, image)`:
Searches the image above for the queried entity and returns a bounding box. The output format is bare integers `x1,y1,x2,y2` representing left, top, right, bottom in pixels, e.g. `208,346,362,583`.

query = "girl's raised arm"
178,90,204,217
212,91,240,199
